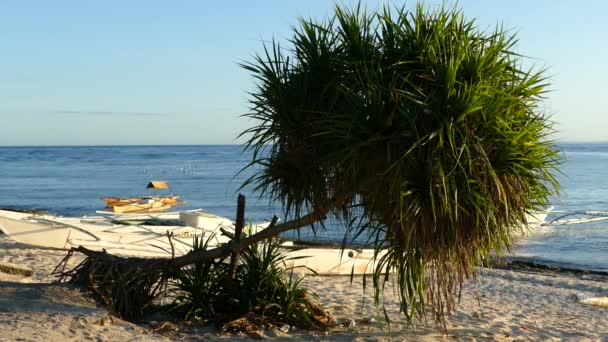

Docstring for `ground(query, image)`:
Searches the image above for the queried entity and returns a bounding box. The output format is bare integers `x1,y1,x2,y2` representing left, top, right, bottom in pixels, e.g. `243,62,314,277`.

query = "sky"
1,0,607,146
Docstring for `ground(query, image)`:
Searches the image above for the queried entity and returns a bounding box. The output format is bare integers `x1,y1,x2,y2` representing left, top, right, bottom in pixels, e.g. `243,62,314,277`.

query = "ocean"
0,144,606,271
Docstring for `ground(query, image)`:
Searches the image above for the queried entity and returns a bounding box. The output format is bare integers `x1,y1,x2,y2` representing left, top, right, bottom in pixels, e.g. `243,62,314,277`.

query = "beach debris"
575,293,608,307
0,262,33,277
359,317,376,325
220,313,269,337
279,324,290,333
92,314,113,326
341,318,356,328
151,321,178,333
70,315,89,331
247,329,265,340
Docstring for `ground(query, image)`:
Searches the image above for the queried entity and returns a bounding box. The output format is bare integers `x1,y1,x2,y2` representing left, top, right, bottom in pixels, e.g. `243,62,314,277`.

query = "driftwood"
0,261,33,277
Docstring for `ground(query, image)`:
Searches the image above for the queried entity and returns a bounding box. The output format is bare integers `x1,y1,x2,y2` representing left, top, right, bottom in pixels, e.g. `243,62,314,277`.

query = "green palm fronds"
241,2,561,324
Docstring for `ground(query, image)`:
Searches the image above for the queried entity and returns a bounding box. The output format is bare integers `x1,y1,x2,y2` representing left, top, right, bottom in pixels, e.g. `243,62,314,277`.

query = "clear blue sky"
1,0,607,145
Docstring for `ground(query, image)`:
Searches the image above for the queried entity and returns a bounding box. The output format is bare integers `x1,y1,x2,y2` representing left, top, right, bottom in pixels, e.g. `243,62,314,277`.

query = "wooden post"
229,194,246,279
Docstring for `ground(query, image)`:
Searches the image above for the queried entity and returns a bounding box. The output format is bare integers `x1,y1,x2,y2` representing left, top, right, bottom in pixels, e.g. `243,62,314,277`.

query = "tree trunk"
229,194,246,279
69,212,322,269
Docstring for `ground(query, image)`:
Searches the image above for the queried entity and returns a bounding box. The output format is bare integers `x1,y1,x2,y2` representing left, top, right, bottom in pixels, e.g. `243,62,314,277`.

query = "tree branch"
67,212,324,270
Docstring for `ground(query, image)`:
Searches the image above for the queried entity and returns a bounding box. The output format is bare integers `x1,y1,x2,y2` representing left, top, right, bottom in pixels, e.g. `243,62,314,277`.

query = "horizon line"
0,143,248,148
0,140,605,148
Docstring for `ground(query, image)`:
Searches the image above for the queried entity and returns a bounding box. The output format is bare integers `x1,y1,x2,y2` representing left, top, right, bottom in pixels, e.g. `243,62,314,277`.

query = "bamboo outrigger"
543,210,608,226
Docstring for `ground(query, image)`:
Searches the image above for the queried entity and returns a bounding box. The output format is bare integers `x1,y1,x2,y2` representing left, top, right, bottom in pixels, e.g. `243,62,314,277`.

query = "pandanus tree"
56,2,560,326
240,3,560,323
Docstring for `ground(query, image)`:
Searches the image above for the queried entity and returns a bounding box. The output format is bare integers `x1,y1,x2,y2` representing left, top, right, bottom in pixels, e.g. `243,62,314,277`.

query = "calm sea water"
0,144,606,271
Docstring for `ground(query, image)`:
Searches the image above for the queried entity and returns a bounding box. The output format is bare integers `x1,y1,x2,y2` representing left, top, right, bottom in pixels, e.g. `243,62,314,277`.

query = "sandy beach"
1,233,607,341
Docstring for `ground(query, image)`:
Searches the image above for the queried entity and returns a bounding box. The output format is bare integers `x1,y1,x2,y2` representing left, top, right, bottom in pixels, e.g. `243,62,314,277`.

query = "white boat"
0,209,269,258
282,246,387,275
0,207,553,275
286,208,554,275
525,206,553,226
543,209,608,226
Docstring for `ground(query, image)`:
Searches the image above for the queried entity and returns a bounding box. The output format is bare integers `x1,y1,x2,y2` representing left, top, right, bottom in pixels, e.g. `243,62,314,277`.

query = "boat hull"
525,207,553,225
102,197,142,207
283,247,386,275
0,214,71,249
102,196,181,208
113,201,167,214
0,209,263,257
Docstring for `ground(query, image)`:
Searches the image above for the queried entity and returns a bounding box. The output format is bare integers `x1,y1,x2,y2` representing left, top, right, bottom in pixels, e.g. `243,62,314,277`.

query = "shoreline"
1,233,607,341
491,257,608,277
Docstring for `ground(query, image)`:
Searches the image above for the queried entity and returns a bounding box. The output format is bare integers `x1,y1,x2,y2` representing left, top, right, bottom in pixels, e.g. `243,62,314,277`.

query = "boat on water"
101,181,184,214
525,206,553,226
101,195,184,214
110,199,184,214
543,209,608,226
102,195,181,208
102,197,142,207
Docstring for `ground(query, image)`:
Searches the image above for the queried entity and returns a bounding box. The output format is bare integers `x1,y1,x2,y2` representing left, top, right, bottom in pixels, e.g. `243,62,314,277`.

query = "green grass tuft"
169,231,328,330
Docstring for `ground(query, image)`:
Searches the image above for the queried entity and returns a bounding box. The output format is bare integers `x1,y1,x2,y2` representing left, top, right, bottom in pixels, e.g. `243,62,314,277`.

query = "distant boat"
155,195,180,205
102,196,180,207
101,180,182,213
112,201,173,214
102,195,183,213
102,197,142,207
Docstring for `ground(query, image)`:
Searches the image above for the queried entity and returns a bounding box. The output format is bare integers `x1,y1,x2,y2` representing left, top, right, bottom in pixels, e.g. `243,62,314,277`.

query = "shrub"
169,231,327,330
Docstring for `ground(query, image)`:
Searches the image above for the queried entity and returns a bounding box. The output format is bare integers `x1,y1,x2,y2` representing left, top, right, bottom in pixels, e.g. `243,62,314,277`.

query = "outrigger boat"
0,207,555,275
543,210,608,226
0,208,386,274
0,209,272,257
102,195,181,208
525,207,553,226
110,199,184,214
101,181,185,213
102,197,142,207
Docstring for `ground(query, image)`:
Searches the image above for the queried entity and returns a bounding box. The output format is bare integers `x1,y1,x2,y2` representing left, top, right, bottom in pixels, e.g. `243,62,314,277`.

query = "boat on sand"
0,207,553,275
0,208,385,274
0,209,260,257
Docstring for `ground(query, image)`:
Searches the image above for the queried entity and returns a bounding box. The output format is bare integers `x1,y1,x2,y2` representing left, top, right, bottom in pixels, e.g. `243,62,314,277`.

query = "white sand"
1,233,607,341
